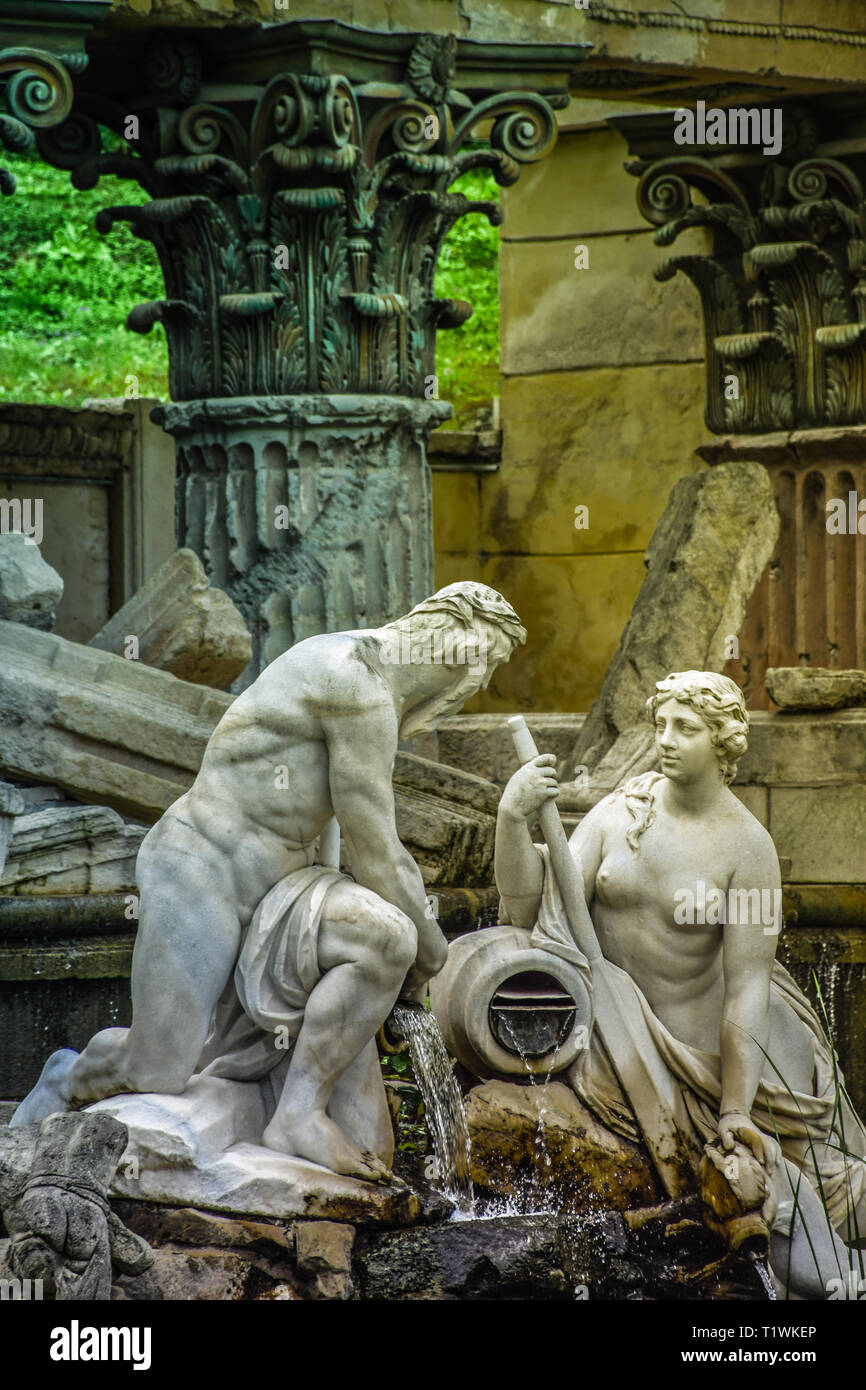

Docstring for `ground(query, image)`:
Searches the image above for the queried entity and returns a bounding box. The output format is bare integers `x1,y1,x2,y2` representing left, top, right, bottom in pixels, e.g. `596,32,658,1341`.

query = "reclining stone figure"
14,581,526,1183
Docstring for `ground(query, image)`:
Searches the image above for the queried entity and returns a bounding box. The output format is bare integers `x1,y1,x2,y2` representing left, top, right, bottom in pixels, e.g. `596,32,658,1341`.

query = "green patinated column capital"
34,20,587,400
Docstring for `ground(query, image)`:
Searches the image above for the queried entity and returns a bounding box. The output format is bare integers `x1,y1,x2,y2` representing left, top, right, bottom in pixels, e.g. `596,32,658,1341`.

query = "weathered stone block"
478,551,649,715
89,549,251,690
769,786,866,884
488,366,708,558
500,229,708,377
294,1220,355,1299
736,710,866,787
0,804,145,896
0,619,232,821
500,126,649,241
572,461,779,772
766,667,866,711
0,534,63,630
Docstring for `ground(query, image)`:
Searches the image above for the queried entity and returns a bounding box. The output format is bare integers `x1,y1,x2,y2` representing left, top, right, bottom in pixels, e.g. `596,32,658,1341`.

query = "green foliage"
0,151,499,412
435,166,500,426
0,147,168,403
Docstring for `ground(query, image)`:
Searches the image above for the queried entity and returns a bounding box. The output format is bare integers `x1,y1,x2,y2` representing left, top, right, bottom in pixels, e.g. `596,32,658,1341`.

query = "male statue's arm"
719,836,781,1168
324,712,448,986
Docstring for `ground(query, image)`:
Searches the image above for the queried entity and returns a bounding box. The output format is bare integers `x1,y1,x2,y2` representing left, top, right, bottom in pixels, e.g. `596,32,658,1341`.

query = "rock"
0,618,233,821
113,1205,292,1259
295,1220,355,1300
355,1212,636,1301
0,781,24,879
89,1075,269,1169
765,667,866,710
116,1247,257,1301
392,752,499,885
0,803,146,895
0,534,63,631
466,1080,660,1213
90,1078,419,1225
0,1112,153,1300
570,461,779,779
88,549,251,691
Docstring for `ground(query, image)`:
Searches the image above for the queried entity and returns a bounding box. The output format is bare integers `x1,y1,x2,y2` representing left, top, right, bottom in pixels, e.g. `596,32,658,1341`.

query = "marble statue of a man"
14,582,526,1182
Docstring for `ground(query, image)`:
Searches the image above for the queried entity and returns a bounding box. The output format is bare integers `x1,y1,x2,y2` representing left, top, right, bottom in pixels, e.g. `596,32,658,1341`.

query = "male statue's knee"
378,907,417,974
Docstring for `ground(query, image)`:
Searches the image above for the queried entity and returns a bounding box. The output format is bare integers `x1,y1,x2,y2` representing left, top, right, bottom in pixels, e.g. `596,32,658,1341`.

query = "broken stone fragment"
0,802,145,895
88,548,251,689
0,1112,153,1300
765,667,866,710
0,618,232,821
0,780,25,878
0,533,63,630
565,461,779,801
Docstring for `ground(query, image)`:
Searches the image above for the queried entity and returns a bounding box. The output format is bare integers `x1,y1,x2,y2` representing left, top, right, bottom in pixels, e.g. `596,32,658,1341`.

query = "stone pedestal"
153,395,450,679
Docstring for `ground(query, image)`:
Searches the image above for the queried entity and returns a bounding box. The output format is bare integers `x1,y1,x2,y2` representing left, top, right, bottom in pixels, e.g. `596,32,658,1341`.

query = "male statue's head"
378,582,526,739
646,670,749,786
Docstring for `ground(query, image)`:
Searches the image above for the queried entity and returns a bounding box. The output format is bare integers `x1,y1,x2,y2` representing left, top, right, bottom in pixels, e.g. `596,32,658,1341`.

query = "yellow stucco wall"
433,116,714,713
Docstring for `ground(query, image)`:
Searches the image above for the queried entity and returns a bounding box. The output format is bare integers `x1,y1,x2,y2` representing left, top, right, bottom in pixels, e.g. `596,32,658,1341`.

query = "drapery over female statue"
496,670,866,1298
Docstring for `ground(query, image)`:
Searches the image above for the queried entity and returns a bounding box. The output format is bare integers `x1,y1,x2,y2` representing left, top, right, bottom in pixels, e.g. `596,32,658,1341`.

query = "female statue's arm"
719,829,782,1168
495,755,554,927
495,755,607,929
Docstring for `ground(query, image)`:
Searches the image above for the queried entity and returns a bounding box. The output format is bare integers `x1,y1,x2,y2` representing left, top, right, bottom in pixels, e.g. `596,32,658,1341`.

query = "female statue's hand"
499,754,560,821
719,1111,781,1171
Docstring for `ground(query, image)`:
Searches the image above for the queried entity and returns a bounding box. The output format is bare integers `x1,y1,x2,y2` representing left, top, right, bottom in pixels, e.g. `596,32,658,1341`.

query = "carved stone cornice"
33,24,585,401
618,99,866,433
585,4,866,48
0,402,132,481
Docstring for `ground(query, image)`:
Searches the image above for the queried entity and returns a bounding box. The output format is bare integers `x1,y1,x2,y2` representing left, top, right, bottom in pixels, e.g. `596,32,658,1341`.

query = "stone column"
33,23,582,671
698,428,866,709
618,99,866,706
152,393,449,677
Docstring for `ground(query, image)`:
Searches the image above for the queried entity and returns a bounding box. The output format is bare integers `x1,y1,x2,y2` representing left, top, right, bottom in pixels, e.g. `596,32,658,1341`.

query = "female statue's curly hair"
619,671,749,851
646,670,749,785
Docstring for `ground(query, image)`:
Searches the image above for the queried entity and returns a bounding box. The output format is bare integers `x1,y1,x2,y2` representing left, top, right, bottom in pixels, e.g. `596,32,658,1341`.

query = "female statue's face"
653,697,719,783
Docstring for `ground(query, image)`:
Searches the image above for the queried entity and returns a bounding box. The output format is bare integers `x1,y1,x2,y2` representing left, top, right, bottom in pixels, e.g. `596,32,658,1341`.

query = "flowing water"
482,1015,567,1217
747,1251,777,1300
389,1002,474,1213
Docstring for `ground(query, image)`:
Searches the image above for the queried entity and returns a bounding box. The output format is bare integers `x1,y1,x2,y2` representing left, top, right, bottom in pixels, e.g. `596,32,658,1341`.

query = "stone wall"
0,401,175,644
433,103,711,714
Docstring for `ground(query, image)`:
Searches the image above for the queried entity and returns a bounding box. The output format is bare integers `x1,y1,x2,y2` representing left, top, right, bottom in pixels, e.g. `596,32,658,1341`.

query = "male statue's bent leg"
262,878,416,1181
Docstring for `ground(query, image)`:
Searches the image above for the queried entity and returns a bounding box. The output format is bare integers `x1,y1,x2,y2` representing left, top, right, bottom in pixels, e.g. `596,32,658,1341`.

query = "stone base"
465,1080,661,1213
90,1078,419,1226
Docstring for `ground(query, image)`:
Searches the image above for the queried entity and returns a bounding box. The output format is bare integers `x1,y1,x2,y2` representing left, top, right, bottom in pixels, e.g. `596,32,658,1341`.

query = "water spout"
388,1001,474,1213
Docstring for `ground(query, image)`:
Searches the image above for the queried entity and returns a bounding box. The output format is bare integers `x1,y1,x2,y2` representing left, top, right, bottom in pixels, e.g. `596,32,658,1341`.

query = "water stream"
389,1002,474,1213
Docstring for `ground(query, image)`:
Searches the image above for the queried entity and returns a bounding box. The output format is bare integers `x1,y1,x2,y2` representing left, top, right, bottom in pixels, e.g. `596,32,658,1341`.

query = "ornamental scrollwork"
629,103,866,432
33,31,566,401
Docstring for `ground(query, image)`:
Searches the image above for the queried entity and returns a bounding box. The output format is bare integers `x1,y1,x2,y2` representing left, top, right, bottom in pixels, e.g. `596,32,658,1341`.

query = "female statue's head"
646,670,749,786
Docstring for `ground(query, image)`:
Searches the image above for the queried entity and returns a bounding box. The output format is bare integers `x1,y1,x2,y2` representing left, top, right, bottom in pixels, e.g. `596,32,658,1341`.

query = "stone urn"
430,926,591,1079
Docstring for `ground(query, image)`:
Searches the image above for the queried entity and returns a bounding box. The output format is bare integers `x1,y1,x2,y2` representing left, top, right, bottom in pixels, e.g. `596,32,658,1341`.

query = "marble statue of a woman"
495,670,866,1298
